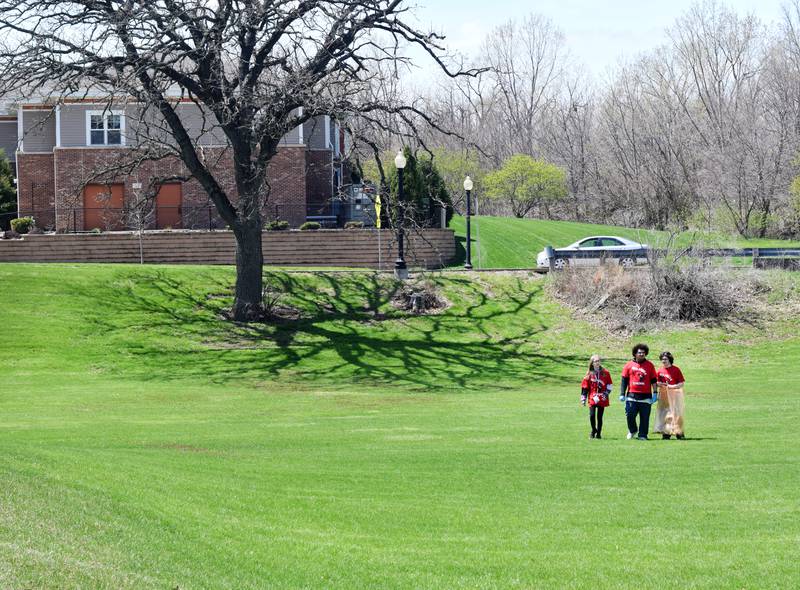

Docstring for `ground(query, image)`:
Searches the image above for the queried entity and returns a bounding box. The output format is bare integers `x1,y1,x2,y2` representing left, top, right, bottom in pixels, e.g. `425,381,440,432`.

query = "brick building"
0,100,345,231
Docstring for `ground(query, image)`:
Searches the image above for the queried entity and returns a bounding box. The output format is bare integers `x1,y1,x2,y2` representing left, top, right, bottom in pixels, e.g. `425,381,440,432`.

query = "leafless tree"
482,14,568,159
0,0,475,320
539,73,597,220
424,1,800,237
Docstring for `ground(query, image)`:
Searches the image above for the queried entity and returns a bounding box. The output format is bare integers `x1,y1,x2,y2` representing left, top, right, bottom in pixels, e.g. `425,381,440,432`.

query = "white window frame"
85,110,126,146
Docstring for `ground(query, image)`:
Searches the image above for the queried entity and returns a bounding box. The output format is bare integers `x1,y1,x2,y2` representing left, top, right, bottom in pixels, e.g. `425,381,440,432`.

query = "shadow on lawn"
72,269,580,392
451,235,467,266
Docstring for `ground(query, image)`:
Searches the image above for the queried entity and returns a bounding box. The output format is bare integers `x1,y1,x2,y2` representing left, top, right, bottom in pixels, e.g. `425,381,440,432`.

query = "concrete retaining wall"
0,229,456,269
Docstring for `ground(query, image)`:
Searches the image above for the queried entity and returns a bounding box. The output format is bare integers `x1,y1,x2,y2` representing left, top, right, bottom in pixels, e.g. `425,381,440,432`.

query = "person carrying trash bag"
580,354,613,439
654,351,687,440
619,343,659,440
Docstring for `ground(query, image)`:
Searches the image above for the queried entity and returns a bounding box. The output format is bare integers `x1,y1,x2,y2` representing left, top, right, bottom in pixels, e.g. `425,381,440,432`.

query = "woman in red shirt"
580,354,613,439
654,351,686,440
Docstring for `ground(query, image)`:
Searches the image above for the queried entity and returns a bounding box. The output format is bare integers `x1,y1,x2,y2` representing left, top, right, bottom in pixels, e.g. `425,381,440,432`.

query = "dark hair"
632,343,649,357
660,351,674,364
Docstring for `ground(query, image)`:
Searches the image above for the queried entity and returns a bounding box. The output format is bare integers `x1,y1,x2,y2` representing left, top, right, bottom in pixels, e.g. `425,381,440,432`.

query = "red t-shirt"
581,368,612,407
657,365,685,386
622,360,657,393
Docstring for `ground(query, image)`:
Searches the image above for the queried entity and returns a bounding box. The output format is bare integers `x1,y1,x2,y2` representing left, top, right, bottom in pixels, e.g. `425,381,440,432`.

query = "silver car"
537,236,648,269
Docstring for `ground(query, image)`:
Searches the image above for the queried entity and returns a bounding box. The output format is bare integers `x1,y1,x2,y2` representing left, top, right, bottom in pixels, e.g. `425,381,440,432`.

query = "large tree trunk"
232,218,264,321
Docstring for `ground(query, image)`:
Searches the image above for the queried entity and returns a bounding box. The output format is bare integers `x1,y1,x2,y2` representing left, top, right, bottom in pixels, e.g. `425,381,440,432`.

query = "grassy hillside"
449,215,800,268
1,263,799,588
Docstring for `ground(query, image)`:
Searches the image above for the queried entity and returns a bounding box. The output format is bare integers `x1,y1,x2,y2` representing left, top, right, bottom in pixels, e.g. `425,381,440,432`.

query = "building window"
86,111,124,146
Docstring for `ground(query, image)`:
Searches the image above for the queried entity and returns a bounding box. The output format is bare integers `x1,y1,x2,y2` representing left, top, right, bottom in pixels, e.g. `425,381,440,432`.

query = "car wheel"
553,257,568,270
619,256,635,268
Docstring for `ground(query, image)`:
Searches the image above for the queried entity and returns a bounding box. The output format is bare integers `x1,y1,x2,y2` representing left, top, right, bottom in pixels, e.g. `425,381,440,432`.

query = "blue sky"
412,0,785,79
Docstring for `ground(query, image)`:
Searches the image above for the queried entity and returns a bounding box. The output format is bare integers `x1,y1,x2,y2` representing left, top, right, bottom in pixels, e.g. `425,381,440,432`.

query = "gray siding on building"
279,125,302,146
59,103,133,148
0,121,17,161
22,109,55,152
60,104,87,147
330,118,340,156
305,116,328,150
27,101,305,151
176,103,228,146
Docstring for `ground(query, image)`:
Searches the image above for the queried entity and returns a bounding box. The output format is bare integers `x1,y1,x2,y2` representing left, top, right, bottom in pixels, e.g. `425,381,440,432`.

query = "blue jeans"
626,400,651,439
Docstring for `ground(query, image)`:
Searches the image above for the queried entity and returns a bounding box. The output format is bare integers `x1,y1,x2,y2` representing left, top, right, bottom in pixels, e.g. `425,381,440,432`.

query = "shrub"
376,148,455,228
548,257,746,330
10,216,34,234
299,221,321,231
344,221,364,229
266,220,290,231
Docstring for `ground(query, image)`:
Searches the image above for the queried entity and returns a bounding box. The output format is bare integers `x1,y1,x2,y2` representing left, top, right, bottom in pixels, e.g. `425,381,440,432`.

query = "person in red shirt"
620,343,658,440
580,354,613,439
654,351,687,440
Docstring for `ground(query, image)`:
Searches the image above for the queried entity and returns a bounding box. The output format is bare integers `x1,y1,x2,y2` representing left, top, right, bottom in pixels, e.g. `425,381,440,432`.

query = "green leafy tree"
387,148,453,227
362,148,454,227
0,149,16,230
484,155,567,218
429,148,486,215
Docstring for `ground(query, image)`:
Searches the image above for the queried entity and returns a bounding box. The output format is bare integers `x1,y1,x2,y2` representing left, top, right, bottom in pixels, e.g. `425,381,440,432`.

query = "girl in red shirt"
580,354,613,439
654,351,686,440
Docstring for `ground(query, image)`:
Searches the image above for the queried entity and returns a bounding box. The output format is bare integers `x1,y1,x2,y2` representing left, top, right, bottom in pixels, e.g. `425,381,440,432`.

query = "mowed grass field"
1,263,799,589
449,215,800,268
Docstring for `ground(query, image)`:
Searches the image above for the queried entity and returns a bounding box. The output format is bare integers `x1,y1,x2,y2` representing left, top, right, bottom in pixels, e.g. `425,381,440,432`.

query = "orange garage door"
156,183,182,229
84,183,125,231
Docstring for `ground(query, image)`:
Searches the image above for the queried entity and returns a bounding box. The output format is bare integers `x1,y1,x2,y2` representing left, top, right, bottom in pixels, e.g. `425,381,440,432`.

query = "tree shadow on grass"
70,269,582,392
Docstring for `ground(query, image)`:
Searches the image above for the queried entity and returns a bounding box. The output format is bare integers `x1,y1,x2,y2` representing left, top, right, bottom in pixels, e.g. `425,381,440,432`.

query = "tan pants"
654,385,685,436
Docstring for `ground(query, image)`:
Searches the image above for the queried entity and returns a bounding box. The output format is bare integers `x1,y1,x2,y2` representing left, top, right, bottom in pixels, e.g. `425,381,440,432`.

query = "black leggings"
589,406,605,435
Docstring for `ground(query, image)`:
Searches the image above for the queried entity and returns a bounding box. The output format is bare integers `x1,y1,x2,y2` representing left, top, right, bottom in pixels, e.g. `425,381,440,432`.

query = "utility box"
336,183,378,226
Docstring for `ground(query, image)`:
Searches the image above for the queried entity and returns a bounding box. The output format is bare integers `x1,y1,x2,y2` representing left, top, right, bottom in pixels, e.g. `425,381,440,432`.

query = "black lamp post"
394,150,408,280
463,175,473,270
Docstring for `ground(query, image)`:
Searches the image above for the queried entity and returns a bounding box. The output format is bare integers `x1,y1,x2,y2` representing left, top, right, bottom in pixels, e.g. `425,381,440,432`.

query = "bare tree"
0,0,474,320
539,73,597,220
482,14,567,159
423,1,800,237
667,1,792,236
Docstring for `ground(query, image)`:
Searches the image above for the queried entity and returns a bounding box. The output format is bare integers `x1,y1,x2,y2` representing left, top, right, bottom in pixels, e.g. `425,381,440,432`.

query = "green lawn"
449,215,800,268
1,263,799,588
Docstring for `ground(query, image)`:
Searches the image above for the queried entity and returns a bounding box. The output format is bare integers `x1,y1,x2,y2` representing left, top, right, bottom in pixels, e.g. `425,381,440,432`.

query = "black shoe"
676,434,685,440
590,432,596,439
595,433,602,439
662,434,671,440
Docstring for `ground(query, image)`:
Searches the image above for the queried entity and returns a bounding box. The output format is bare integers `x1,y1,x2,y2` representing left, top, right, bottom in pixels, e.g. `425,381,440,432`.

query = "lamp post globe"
464,176,473,270
394,150,408,280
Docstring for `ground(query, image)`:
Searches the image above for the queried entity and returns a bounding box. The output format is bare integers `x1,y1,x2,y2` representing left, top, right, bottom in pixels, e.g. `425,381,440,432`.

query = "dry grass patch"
548,261,782,332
